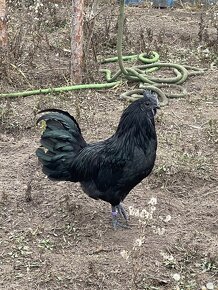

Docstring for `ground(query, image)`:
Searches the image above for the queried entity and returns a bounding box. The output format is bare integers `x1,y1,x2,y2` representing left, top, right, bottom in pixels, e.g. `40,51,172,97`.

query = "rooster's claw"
111,204,129,229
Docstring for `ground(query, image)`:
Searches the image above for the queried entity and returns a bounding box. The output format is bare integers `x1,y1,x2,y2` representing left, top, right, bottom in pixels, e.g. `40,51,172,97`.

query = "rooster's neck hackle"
115,101,156,142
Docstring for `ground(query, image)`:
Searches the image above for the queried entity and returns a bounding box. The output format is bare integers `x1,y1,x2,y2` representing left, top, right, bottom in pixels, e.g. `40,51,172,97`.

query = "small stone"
172,273,181,282
164,215,172,222
120,250,129,260
206,282,214,290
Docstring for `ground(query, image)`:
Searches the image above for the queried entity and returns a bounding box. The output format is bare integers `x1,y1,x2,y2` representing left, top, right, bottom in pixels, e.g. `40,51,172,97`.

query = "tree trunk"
0,0,8,79
0,0,8,49
71,0,84,84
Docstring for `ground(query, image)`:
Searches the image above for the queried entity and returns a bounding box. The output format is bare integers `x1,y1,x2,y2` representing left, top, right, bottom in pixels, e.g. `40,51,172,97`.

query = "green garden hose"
114,0,205,106
0,0,205,106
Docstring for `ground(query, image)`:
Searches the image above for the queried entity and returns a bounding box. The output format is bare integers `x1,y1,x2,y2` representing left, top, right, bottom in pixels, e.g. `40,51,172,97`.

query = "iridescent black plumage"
36,90,159,228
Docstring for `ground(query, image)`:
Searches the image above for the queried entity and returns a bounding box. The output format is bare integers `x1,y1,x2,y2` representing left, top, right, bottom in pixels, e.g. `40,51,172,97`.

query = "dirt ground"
0,2,218,290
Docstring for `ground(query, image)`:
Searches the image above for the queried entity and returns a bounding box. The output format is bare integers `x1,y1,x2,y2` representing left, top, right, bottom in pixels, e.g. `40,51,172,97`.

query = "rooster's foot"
111,204,129,229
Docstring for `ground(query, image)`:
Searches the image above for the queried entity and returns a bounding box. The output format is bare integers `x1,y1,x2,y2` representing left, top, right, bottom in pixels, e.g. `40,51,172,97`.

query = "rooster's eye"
145,102,150,106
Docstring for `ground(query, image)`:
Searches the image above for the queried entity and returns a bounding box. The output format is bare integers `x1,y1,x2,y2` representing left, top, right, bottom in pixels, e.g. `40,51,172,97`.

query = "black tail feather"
37,109,81,133
36,109,87,181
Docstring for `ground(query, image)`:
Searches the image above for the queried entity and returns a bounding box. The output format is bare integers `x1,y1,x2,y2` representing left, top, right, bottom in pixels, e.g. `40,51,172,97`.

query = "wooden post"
0,0,8,49
71,0,84,84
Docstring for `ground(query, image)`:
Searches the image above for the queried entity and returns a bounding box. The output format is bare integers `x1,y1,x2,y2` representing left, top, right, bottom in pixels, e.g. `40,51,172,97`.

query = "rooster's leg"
116,204,128,221
111,204,129,229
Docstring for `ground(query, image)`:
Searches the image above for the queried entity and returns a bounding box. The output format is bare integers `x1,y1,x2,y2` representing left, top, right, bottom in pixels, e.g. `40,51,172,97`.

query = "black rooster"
36,90,159,228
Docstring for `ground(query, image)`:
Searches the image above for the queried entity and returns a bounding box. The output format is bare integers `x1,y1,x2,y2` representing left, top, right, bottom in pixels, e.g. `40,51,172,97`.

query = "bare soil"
0,2,218,290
